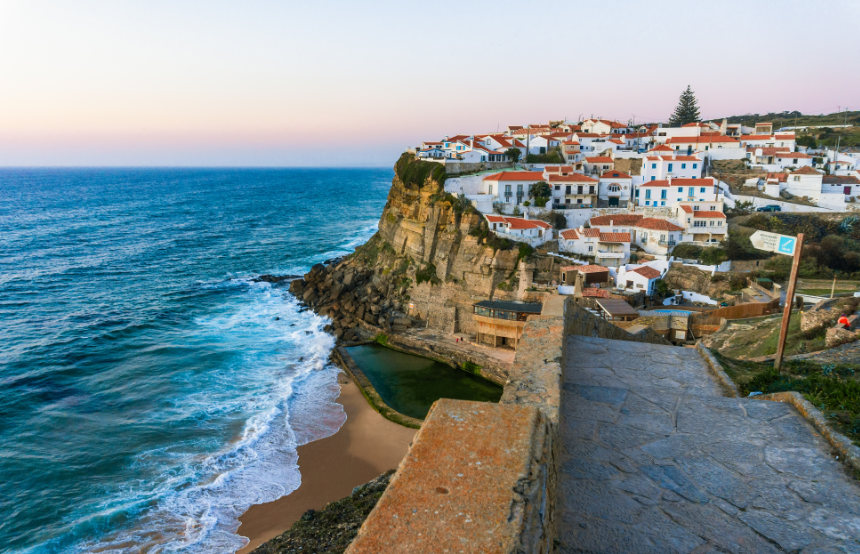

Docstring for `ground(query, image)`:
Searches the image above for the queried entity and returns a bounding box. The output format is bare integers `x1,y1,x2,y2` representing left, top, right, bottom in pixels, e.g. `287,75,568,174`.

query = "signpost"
750,230,804,371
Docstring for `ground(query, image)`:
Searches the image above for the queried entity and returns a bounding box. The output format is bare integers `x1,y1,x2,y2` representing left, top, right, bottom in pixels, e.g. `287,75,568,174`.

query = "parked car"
756,204,781,212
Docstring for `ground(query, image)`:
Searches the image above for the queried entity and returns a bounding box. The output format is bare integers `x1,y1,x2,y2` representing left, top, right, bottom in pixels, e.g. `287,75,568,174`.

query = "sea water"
0,167,391,552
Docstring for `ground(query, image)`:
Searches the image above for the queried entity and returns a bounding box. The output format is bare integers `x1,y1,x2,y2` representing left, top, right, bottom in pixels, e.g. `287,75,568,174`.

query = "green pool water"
345,344,504,419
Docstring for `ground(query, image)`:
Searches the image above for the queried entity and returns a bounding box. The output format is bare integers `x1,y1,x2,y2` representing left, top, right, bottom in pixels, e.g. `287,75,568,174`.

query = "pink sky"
0,0,858,166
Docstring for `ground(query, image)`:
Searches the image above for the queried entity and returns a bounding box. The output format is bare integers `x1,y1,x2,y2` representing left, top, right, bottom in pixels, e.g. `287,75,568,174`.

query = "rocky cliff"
289,154,560,341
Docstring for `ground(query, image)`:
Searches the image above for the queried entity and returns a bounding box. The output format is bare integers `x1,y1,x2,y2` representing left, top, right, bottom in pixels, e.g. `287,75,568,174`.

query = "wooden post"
774,233,804,372
830,273,837,299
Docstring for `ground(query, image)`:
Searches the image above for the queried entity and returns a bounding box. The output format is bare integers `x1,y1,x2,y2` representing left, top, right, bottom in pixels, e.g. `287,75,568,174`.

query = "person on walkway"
837,314,851,330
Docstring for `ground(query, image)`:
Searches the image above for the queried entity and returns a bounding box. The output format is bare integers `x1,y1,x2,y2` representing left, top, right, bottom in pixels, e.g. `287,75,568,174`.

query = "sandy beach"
236,372,416,553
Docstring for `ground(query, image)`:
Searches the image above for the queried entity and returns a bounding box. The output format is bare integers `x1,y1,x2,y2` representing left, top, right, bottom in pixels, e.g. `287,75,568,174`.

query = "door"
609,197,619,207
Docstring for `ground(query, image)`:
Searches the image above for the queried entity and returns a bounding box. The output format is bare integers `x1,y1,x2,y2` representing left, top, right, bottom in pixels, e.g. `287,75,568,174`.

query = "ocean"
0,167,392,552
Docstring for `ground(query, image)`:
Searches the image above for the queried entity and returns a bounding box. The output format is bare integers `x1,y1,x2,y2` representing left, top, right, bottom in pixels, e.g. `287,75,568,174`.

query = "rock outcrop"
290,153,560,339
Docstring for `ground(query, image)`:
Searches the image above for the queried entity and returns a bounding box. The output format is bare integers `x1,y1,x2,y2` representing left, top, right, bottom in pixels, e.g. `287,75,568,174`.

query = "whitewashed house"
598,170,633,207
667,135,745,160
482,171,544,207
558,227,631,267
633,217,686,255
549,173,598,208
774,151,813,170
636,177,719,207
641,155,703,181
616,265,663,295
485,215,553,246
677,203,727,244
785,166,824,202
584,156,614,175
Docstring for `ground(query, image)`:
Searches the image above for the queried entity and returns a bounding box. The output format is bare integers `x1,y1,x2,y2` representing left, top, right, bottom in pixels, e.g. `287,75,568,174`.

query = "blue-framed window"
681,163,686,169
651,163,656,169
677,187,683,192
700,187,706,193
661,190,667,199
668,163,673,171
692,163,697,169
645,189,651,199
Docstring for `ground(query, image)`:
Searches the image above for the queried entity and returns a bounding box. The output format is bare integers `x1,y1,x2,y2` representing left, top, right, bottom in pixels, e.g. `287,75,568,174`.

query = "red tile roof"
632,266,661,279
575,264,610,273
776,152,811,159
505,217,551,230
482,171,544,182
690,210,726,219
548,174,597,183
589,214,644,226
667,136,739,144
585,156,614,164
599,232,631,242
641,177,714,188
582,287,610,298
600,170,632,179
774,134,795,140
766,172,788,182
792,166,822,175
740,134,773,141
636,218,685,231
560,229,580,240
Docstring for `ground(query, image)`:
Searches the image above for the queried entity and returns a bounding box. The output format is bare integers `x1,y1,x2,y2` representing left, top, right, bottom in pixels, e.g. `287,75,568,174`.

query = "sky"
0,0,858,167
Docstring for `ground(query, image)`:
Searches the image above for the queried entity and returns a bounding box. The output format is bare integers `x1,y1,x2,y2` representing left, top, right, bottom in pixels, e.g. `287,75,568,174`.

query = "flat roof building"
472,300,542,349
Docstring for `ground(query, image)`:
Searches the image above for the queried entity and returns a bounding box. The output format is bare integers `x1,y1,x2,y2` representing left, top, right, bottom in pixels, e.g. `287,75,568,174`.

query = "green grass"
714,352,860,446
797,288,855,297
708,312,827,358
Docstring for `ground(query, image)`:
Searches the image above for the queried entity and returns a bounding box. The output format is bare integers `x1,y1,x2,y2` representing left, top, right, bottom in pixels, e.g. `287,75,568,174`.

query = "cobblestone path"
559,335,860,553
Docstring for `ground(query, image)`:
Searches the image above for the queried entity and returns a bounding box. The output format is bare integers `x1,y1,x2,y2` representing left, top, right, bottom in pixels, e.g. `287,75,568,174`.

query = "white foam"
72,281,345,553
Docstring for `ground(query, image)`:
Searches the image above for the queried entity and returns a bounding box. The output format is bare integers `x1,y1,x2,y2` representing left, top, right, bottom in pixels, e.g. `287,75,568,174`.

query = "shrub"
415,264,440,285
394,152,446,189
728,273,748,290
517,243,535,261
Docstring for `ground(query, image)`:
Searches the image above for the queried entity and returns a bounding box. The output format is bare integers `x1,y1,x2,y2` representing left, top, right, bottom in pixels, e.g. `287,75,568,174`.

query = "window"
587,245,593,252
710,206,716,210
645,189,651,199
488,184,493,195
651,176,656,181
693,205,700,211
688,187,694,196
677,187,683,192
681,163,686,169
693,163,697,169
668,163,673,172
700,187,706,193
651,163,657,169
565,185,571,194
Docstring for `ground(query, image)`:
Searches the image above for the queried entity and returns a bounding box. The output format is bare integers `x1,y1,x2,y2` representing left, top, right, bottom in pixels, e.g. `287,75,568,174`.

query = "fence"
689,298,780,335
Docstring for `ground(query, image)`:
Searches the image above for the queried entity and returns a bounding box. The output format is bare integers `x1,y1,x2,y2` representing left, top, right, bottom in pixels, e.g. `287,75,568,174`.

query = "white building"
583,156,614,175
773,152,813,170
677,203,727,244
482,171,544,207
549,173,598,208
558,227,631,267
641,155,703,181
485,215,553,246
666,135,745,160
616,265,663,296
598,170,633,207
635,177,719,208
633,218,686,256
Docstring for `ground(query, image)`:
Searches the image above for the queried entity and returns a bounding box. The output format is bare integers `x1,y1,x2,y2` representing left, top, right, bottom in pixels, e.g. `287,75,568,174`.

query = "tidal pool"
345,344,503,419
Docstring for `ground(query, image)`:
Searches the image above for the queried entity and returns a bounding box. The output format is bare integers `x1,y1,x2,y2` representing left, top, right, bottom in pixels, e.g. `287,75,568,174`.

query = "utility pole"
774,233,804,372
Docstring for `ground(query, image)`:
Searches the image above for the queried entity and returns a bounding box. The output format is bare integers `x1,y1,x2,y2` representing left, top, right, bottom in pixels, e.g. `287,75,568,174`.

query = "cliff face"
290,155,555,340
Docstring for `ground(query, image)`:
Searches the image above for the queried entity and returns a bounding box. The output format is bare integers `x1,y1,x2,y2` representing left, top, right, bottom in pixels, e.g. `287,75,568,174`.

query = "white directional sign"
750,230,798,256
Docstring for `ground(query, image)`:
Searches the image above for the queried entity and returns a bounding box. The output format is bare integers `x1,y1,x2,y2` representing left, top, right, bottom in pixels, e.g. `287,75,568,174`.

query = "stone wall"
563,301,671,345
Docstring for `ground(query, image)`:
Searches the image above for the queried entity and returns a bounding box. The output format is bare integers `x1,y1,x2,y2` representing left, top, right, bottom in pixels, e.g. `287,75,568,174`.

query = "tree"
529,181,551,207
504,147,521,163
796,135,817,149
668,85,701,127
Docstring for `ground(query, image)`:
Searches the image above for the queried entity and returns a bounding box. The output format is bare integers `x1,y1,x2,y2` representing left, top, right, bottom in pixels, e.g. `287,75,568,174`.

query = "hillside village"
410,115,860,301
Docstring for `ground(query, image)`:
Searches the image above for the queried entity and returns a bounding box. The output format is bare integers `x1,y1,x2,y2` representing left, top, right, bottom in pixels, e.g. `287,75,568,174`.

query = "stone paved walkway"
559,336,860,553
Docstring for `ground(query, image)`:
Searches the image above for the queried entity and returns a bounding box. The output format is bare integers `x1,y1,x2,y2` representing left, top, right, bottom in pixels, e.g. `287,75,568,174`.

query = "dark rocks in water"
253,274,300,284
252,471,394,554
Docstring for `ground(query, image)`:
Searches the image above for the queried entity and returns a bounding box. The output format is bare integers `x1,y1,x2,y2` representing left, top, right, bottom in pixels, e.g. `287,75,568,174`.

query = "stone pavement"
559,335,860,553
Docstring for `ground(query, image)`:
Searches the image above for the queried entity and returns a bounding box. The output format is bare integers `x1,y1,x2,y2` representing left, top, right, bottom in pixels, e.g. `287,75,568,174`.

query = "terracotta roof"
632,266,661,279
575,264,609,273
680,205,694,213
599,232,631,242
585,156,614,164
482,171,544,182
560,229,580,240
485,215,506,223
548,174,597,183
748,146,790,155
642,177,714,188
636,218,685,231
740,135,773,141
689,210,726,219
667,136,739,144
776,152,811,159
766,172,788,182
582,288,610,298
600,170,632,179
823,175,860,185
589,214,644,226
774,134,795,140
792,166,822,175
648,145,674,152
645,155,700,162
505,217,551,230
